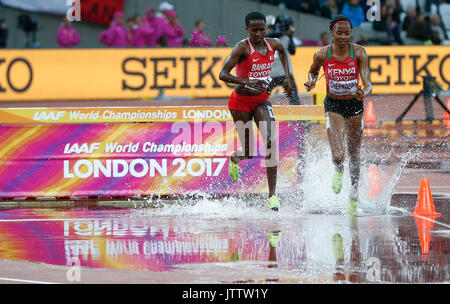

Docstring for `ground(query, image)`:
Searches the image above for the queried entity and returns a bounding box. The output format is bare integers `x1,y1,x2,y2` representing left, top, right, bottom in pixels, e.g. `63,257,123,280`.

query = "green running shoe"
332,170,343,194
267,195,280,211
348,199,358,215
267,232,280,247
332,233,344,262
228,159,240,181
230,253,240,261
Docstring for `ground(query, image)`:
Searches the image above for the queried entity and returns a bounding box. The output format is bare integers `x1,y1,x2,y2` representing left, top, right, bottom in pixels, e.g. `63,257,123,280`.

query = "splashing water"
298,132,416,216
135,129,417,219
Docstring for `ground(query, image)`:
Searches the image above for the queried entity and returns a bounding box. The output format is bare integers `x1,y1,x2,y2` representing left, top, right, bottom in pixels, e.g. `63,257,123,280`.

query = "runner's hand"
304,80,316,92
355,86,364,100
245,79,269,93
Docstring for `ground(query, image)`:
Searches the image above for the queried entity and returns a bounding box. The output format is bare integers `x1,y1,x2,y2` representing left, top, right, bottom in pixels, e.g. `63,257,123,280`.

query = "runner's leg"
326,112,346,194
230,109,255,162
346,113,364,200
253,100,277,198
326,112,346,172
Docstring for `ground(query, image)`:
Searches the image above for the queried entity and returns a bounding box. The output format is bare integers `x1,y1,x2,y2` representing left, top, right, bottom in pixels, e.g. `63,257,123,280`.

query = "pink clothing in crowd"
166,23,184,47
301,39,321,46
142,16,169,46
142,7,170,47
165,10,184,47
99,21,129,47
130,24,154,47
215,35,227,46
189,30,211,47
57,25,80,48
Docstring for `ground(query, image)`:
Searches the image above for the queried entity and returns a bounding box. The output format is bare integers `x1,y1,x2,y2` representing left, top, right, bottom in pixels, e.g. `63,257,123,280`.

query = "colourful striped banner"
0,121,304,198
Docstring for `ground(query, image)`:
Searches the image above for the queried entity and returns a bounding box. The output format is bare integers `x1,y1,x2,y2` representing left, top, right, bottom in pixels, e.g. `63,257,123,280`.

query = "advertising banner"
0,46,448,102
79,0,126,25
0,121,303,198
0,105,325,124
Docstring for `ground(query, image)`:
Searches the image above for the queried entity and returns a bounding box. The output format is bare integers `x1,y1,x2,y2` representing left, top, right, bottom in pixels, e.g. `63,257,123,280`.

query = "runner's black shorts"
324,95,364,119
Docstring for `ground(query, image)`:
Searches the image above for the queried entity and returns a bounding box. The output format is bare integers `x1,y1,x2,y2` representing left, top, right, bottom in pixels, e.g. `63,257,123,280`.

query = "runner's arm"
355,45,372,100
304,48,326,92
270,38,293,96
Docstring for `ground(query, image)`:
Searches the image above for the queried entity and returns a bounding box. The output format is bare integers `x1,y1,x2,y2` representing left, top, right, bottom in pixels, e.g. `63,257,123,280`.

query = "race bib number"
329,79,358,95
267,105,275,119
245,76,272,90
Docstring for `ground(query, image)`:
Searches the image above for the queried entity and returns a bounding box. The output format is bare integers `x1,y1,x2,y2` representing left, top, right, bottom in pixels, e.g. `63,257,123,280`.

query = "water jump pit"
0,104,448,287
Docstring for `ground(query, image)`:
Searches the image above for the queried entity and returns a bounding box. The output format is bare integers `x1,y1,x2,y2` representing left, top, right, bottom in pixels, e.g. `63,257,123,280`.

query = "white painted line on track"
0,277,60,284
397,186,450,189
389,206,450,229
430,230,450,234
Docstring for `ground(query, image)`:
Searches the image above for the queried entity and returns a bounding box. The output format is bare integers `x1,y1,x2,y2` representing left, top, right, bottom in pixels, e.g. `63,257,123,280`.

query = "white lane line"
396,186,450,189
0,218,104,223
389,206,450,229
430,230,450,234
0,277,60,284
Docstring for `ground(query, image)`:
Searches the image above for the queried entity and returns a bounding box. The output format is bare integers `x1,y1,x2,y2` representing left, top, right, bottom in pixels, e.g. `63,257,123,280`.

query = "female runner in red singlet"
219,12,293,211
304,15,372,214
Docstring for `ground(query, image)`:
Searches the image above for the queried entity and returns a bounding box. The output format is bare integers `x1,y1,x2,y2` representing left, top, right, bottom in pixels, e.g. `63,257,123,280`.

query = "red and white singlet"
236,38,275,84
229,38,275,112
323,43,359,96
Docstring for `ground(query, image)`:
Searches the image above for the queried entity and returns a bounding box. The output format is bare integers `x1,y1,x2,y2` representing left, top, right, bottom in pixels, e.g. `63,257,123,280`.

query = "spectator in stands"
126,16,135,43
0,18,9,48
373,4,403,44
158,2,175,20
266,14,301,105
402,6,417,32
298,0,320,14
215,35,227,47
57,16,80,48
355,34,368,45
189,20,211,47
129,15,155,47
320,31,330,45
142,7,169,47
321,0,341,19
424,0,442,14
340,0,365,26
99,11,129,47
430,14,446,44
386,4,403,44
301,38,321,45
266,15,276,36
165,10,185,47
407,13,432,41
282,0,320,14
372,4,387,32
281,0,301,11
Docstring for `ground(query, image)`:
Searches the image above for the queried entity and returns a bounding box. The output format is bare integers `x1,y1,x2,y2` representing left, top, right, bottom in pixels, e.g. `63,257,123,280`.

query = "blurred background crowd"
257,0,450,45
0,1,228,49
96,2,228,48
0,0,449,48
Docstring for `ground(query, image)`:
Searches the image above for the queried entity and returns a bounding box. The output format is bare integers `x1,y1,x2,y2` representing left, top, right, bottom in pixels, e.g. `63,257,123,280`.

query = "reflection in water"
0,204,448,283
332,217,363,283
267,231,280,269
